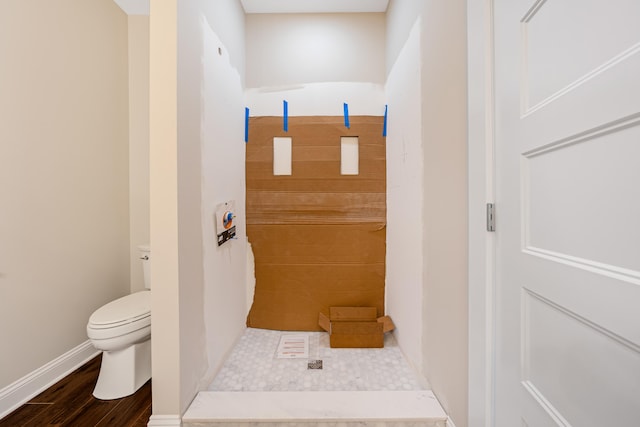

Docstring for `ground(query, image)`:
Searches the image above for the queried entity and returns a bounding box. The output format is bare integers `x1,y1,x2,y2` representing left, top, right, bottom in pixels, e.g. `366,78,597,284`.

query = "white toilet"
87,244,151,400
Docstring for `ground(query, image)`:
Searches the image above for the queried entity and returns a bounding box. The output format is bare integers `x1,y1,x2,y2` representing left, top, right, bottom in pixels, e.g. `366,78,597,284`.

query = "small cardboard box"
318,307,395,348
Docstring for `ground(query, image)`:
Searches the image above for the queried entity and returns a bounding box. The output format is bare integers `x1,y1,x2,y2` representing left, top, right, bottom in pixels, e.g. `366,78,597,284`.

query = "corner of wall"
128,14,151,294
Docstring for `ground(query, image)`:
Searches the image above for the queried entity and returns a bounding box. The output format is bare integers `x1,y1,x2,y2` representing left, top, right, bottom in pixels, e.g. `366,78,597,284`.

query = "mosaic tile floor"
208,328,426,392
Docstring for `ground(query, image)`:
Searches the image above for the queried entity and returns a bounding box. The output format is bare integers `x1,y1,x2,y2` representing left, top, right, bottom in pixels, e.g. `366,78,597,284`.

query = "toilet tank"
138,244,150,289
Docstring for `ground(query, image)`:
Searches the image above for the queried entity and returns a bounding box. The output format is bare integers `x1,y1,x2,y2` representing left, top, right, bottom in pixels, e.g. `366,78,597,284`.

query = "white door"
493,1,640,426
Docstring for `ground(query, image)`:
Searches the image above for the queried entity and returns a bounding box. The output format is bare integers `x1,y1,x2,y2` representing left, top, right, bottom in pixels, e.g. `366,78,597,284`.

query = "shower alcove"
182,113,446,425
149,1,468,426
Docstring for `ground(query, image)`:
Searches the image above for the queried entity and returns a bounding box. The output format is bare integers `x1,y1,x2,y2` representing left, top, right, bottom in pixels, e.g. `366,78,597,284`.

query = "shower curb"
182,390,448,426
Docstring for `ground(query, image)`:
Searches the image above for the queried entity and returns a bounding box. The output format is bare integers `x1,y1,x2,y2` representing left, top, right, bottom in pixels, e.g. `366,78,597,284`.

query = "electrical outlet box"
215,200,236,246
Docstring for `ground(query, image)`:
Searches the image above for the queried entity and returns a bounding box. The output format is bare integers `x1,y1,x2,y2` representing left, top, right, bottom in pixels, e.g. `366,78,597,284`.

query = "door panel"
494,1,640,426
523,0,640,111
523,289,640,427
524,120,640,274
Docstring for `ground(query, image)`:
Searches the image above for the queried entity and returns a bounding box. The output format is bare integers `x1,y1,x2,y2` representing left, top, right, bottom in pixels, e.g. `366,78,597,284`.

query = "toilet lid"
89,291,150,327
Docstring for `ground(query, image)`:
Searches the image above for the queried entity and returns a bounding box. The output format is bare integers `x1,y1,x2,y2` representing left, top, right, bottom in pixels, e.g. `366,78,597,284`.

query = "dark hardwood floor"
0,354,151,427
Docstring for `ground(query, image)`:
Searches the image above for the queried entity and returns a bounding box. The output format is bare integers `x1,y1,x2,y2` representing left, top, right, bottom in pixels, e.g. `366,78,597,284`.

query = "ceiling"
112,0,389,16
240,0,389,14
112,0,148,15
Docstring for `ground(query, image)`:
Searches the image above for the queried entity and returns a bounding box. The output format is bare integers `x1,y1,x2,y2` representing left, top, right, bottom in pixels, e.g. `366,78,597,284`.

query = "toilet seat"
87,291,150,341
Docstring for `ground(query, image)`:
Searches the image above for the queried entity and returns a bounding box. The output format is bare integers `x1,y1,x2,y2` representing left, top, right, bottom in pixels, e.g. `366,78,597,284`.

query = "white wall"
201,0,246,87
175,1,209,412
384,19,425,376
246,13,385,88
0,0,129,389
420,2,468,426
246,82,385,117
128,16,150,293
385,0,421,77
386,1,469,426
198,9,248,388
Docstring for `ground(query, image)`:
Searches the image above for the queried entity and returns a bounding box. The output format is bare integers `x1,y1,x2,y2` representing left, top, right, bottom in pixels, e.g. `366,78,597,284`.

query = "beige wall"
128,16,150,293
149,0,181,417
0,0,129,388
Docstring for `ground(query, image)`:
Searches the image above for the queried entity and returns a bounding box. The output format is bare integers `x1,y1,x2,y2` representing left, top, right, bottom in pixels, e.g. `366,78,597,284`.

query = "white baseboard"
0,340,99,419
148,414,182,427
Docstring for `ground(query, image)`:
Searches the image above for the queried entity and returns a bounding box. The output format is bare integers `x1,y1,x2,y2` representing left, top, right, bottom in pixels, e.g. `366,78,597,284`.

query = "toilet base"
93,339,151,400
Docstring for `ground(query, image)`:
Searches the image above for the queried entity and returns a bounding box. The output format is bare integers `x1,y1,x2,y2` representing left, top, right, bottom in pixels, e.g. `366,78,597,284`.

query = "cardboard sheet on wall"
246,116,386,331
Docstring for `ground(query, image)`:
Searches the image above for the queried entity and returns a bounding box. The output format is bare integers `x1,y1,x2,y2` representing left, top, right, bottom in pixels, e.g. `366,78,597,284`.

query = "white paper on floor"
276,334,309,359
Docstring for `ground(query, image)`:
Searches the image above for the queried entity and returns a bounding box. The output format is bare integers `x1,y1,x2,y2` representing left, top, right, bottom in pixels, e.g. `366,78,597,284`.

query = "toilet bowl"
87,245,151,400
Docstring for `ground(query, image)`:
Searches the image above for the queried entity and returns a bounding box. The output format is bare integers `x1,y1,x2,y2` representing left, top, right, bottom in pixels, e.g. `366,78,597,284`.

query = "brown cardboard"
329,306,377,321
330,322,384,348
318,311,332,333
246,116,386,331
377,315,396,333
318,307,395,348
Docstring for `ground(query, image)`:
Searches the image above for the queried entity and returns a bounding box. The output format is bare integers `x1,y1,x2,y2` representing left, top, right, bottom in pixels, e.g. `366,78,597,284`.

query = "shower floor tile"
208,328,426,392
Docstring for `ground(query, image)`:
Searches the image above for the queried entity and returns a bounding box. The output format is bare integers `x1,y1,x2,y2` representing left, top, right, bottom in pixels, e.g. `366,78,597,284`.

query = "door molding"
467,1,496,426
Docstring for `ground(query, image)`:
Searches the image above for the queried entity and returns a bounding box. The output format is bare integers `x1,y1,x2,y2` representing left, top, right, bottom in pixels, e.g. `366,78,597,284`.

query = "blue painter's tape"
244,107,249,143
283,100,289,132
383,104,388,136
343,103,350,129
